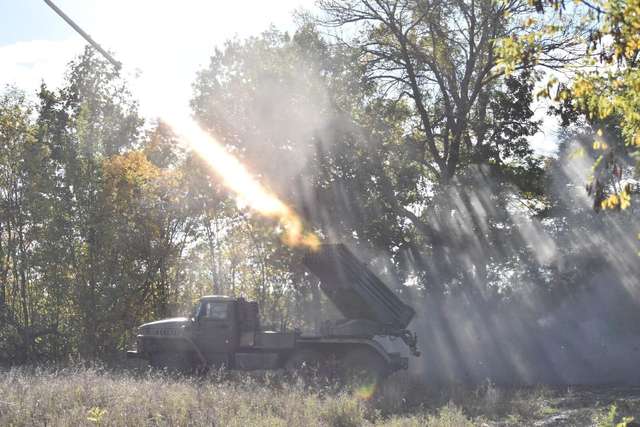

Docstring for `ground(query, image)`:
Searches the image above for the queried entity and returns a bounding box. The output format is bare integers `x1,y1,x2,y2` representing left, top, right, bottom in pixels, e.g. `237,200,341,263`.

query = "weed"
594,403,636,427
1,365,639,426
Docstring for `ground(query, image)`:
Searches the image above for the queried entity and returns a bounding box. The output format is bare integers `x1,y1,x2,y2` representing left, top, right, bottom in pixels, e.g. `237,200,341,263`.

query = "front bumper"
126,334,146,359
126,350,144,359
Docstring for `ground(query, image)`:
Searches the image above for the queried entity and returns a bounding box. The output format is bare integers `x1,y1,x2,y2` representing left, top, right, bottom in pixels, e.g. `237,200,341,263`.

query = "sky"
0,0,315,119
0,0,558,155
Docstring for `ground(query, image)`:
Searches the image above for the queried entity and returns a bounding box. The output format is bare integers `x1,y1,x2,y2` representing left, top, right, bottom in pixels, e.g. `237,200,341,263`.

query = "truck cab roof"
200,295,237,302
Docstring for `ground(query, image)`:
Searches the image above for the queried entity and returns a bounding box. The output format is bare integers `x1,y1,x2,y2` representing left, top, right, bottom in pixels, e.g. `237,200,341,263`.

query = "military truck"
127,244,419,381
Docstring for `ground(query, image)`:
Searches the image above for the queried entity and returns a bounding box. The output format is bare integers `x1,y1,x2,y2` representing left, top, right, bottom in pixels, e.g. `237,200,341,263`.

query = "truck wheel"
284,348,324,378
340,348,389,389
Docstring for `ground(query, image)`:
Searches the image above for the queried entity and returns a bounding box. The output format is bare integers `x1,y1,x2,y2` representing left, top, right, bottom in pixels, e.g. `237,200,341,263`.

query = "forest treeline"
1,0,638,366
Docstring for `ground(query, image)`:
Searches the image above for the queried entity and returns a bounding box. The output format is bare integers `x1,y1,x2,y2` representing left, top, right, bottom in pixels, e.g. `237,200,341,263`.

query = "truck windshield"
203,301,228,320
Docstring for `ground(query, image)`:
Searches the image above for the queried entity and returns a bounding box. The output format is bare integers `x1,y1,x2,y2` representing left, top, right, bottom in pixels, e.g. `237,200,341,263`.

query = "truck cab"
131,295,296,370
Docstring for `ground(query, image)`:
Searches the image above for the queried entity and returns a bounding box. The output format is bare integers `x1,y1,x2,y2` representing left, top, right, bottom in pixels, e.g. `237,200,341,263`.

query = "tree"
316,0,577,183
502,0,640,210
305,0,587,290
190,21,553,297
0,48,158,360
0,87,51,361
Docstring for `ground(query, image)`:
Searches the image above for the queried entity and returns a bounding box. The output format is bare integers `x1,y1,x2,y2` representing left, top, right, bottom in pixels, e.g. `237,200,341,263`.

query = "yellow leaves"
598,98,614,118
572,78,594,98
614,44,625,61
608,0,640,59
101,150,169,211
612,79,625,89
522,32,537,44
601,193,620,210
600,188,632,210
624,36,640,60
496,29,544,75
556,88,570,101
496,36,525,76
103,151,161,185
630,74,640,92
593,140,609,150
620,188,631,209
496,0,640,200
593,129,610,150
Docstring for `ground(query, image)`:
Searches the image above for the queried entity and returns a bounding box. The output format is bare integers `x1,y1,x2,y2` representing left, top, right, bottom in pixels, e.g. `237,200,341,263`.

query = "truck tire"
340,347,389,389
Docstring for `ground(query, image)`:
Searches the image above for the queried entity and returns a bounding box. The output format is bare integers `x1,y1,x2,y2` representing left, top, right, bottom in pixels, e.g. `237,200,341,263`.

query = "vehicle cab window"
202,301,228,320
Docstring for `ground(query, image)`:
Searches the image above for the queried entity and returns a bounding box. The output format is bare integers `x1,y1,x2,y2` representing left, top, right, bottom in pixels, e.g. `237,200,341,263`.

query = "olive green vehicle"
127,244,420,381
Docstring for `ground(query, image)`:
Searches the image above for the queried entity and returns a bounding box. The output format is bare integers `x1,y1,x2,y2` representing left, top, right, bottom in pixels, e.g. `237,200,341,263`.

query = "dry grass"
0,365,637,426
0,366,467,427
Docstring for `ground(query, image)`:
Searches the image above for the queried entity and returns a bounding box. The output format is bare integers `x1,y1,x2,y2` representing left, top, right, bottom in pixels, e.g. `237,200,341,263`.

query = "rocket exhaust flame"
167,117,320,250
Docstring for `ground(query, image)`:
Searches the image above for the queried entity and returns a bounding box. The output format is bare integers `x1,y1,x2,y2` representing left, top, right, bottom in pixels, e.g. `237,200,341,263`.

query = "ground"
0,366,639,426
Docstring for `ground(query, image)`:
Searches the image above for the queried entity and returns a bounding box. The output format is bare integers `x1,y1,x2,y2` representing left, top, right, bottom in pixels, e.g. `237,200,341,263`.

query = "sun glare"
167,116,320,250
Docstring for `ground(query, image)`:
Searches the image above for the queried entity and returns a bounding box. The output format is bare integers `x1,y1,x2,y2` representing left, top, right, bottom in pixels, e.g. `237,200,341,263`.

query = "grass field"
0,365,639,426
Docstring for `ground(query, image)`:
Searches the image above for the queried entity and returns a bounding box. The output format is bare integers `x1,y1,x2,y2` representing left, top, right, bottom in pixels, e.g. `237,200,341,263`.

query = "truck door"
194,300,236,366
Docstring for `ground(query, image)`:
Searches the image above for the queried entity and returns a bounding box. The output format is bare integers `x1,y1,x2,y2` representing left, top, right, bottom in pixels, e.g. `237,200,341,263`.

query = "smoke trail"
165,116,320,250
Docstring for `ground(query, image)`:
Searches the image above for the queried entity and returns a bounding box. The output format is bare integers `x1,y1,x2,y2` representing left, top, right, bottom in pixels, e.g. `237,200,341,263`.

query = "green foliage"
320,394,368,427
87,406,107,424
0,49,193,361
500,0,640,209
425,403,475,427
2,0,635,367
1,41,330,363
594,403,636,427
189,12,555,294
